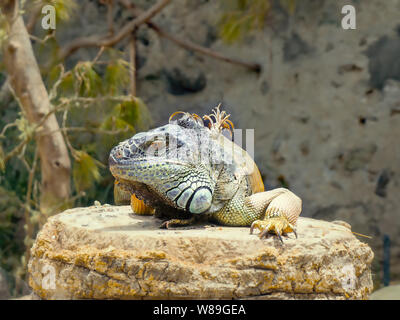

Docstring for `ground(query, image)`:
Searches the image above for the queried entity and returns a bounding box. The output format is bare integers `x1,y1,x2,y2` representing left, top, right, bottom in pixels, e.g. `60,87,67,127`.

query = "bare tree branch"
149,23,261,72
106,0,114,36
129,32,137,96
118,0,261,72
58,0,171,60
1,0,71,215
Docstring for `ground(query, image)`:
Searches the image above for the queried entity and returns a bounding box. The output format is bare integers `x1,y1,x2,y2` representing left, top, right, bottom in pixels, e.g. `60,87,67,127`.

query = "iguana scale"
109,107,302,242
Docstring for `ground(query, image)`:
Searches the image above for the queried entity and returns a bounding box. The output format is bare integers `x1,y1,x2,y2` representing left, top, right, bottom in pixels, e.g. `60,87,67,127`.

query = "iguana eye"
151,139,166,148
148,138,167,156
140,136,167,156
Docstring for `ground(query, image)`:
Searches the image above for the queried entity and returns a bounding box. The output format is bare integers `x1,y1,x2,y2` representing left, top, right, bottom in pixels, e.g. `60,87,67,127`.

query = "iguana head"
109,112,220,214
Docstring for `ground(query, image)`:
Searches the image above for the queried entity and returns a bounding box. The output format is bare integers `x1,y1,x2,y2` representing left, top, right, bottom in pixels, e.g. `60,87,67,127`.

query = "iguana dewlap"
109,107,302,242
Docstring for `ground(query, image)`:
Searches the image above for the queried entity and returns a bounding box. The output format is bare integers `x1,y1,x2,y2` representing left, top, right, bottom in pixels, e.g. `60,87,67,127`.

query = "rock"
343,144,377,172
28,205,374,300
163,68,207,96
370,285,400,300
283,33,312,62
375,169,392,198
365,36,400,90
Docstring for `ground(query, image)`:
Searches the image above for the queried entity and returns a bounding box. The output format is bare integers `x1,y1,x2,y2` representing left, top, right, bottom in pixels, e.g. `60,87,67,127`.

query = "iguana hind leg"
212,187,301,242
247,188,302,242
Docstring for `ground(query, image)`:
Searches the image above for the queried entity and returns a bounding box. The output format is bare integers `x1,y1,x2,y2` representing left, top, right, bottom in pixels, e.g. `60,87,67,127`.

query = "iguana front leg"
212,188,302,242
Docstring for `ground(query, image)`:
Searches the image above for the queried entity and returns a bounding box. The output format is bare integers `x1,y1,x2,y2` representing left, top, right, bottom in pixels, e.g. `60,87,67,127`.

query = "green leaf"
47,64,62,86
219,15,243,44
15,114,35,141
36,35,60,70
116,98,152,131
58,72,75,96
72,151,101,193
100,97,152,152
104,59,130,95
116,100,140,127
218,0,273,44
74,61,103,97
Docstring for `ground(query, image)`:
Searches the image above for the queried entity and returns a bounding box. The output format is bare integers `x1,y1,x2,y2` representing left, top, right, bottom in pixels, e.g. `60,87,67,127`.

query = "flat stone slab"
28,205,374,299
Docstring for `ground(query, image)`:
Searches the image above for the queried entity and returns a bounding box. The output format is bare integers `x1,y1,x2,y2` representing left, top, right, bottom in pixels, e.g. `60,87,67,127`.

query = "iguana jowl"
109,107,302,242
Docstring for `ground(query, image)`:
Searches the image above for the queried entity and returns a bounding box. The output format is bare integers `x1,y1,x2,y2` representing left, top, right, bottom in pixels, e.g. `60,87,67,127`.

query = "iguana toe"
160,216,198,229
250,216,297,243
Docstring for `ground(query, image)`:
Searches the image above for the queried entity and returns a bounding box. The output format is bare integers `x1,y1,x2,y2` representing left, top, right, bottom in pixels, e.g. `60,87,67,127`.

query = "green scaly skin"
109,108,302,241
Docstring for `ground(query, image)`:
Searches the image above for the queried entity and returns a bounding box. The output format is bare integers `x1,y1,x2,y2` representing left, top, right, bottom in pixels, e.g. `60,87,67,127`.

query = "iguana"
109,106,302,242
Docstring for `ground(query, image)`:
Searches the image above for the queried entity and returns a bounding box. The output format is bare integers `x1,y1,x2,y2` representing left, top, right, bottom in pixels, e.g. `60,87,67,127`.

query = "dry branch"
1,0,71,214
58,0,171,60
118,0,261,72
149,23,261,72
106,0,114,36
129,33,137,96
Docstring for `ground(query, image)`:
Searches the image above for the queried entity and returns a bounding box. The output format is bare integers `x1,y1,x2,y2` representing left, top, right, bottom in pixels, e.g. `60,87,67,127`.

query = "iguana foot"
160,216,198,229
250,215,297,243
245,189,301,243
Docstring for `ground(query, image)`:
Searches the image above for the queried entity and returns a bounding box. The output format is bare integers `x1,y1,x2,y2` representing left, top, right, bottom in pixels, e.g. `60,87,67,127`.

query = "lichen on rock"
28,205,374,300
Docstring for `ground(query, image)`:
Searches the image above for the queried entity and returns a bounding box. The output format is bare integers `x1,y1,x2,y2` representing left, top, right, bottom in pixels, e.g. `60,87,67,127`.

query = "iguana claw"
160,216,198,229
250,216,297,243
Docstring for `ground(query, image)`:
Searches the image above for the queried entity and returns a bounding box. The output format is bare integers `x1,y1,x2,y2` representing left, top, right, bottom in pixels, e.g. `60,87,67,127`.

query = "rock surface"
28,205,374,300
370,285,400,300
